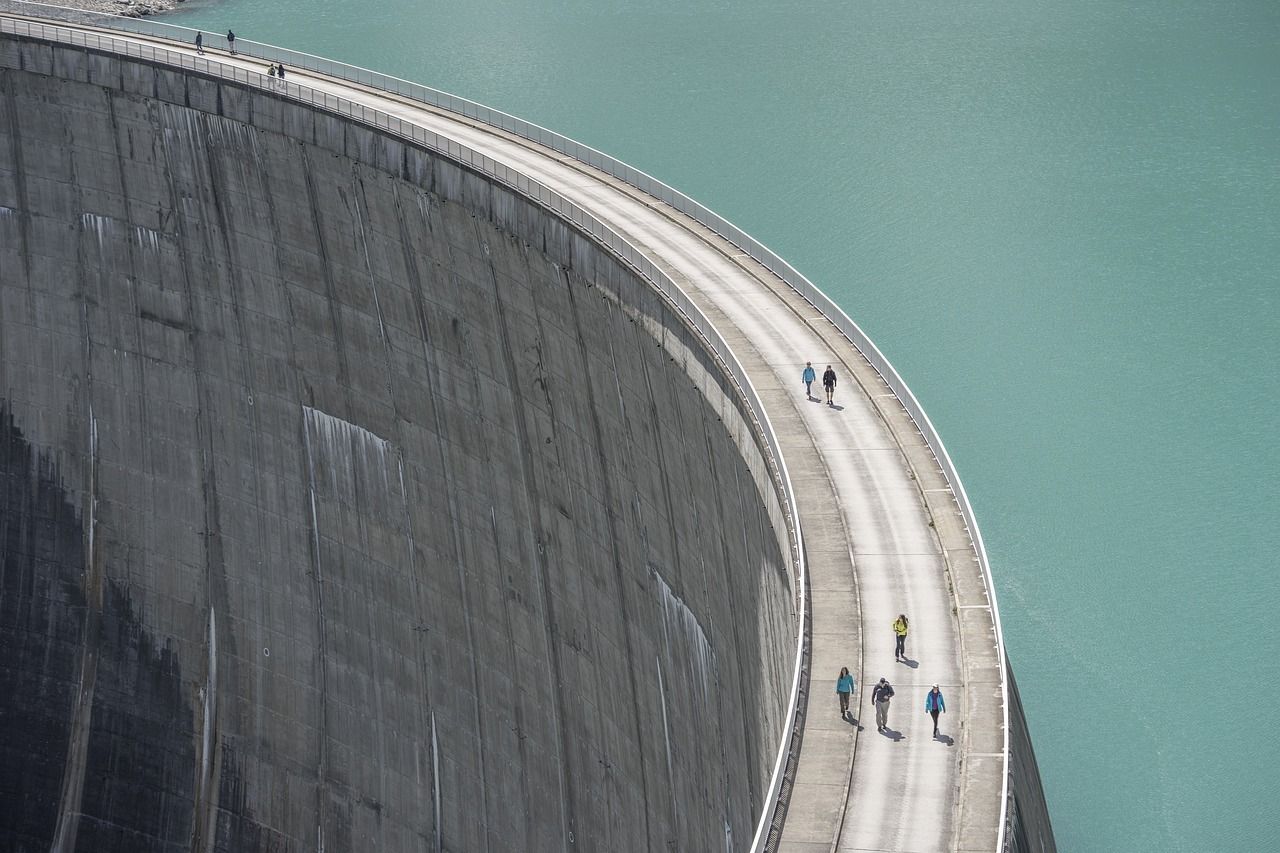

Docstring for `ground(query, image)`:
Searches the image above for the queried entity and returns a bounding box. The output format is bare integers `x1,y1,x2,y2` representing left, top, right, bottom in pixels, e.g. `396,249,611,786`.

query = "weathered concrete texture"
0,37,798,852
1004,664,1057,853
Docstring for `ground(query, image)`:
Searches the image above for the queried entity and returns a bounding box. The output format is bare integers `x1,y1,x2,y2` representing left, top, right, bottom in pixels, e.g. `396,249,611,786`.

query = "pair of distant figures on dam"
193,30,247,59
802,361,840,406
834,617,947,739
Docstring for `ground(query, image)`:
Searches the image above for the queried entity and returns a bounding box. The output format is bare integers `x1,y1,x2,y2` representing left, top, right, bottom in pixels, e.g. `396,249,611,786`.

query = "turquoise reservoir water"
166,1,1280,849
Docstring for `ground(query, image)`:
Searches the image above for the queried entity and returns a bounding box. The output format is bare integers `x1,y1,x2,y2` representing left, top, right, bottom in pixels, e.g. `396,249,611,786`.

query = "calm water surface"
167,1,1280,849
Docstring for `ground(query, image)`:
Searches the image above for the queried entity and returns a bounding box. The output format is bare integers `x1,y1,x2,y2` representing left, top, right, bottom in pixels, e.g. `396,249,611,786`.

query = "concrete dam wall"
0,34,798,852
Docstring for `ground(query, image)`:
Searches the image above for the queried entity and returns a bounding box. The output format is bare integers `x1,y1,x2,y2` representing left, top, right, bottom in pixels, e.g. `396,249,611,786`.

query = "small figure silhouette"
822,364,837,405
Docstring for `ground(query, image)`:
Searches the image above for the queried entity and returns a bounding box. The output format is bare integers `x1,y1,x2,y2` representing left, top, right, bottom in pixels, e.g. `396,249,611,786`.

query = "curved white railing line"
0,10,810,851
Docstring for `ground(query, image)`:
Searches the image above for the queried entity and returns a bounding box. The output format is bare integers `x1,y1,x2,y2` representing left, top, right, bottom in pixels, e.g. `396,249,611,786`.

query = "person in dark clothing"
226,29,236,54
194,32,204,54
822,365,837,405
276,63,286,80
925,684,946,738
871,677,895,732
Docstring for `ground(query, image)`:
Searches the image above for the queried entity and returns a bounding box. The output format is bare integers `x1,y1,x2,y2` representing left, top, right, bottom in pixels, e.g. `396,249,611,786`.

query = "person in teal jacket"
802,362,816,399
836,667,855,718
925,684,945,738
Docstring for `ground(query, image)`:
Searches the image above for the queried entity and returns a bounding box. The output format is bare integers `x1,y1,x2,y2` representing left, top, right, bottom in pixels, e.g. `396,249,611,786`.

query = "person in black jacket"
871,677,895,732
822,364,837,406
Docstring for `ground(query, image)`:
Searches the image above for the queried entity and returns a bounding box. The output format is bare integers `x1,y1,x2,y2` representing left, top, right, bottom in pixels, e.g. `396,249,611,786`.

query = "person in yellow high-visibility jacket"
893,614,909,662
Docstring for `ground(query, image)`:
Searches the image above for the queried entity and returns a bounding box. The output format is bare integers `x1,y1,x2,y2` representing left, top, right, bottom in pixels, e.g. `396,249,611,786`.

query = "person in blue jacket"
836,666,855,718
925,684,945,738
802,362,816,399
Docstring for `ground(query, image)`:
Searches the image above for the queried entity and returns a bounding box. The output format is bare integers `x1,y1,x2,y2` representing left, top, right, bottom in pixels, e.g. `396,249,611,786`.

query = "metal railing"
0,8,813,851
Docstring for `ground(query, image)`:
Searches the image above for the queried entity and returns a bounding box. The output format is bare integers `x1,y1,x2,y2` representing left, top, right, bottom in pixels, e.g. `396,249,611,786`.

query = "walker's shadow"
880,726,904,741
935,733,955,746
898,657,919,669
841,711,863,731
829,404,845,412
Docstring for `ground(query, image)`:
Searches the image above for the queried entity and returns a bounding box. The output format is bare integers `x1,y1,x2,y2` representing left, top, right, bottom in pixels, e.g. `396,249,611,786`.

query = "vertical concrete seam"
300,412,332,853
299,144,353,396
700,400,760,833
167,100,233,853
485,503,537,843
562,265,656,852
483,218,576,849
49,126,108,853
48,409,99,853
348,165,392,833
429,197,491,852
252,116,340,853
0,69,33,282
385,179,445,846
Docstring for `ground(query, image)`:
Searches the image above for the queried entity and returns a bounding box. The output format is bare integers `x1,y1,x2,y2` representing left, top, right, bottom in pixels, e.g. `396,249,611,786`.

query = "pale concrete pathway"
5,19,1005,850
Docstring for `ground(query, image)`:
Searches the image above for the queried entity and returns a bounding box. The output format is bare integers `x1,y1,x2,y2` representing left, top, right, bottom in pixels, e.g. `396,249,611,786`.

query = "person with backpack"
871,677,895,732
925,684,946,738
226,29,237,55
893,613,909,662
836,667,855,718
802,361,816,399
822,364,837,405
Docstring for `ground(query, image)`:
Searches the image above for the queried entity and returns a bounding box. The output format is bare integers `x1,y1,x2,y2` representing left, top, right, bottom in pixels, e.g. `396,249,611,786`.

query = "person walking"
194,32,204,54
925,684,946,738
266,62,277,80
836,667,855,718
276,63,286,80
893,613,909,662
802,361,816,399
226,29,236,54
871,677,894,732
822,364,837,405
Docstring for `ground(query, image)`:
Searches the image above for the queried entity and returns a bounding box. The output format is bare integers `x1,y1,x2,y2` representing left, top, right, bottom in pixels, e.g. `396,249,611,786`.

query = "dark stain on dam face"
0,402,84,851
0,36,797,852
0,403,274,853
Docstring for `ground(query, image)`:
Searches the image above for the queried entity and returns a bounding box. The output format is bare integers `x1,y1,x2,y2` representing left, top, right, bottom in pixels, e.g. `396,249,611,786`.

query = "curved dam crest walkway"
0,12,1009,852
